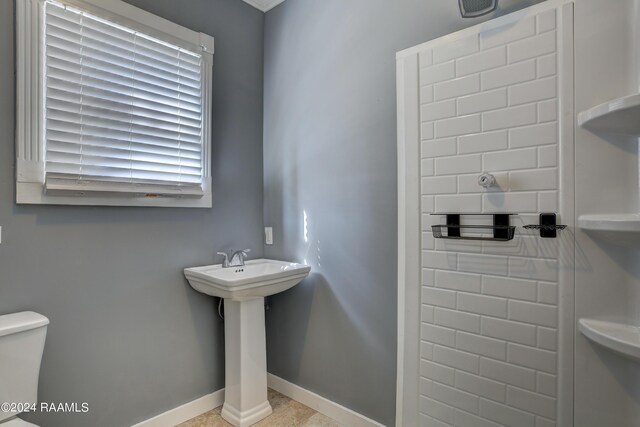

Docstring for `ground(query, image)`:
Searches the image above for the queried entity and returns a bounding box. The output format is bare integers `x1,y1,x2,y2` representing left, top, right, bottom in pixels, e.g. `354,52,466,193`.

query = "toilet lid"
1,418,38,427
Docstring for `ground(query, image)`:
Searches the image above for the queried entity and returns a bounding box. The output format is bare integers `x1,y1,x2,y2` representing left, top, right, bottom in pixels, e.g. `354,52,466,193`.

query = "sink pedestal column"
221,297,272,427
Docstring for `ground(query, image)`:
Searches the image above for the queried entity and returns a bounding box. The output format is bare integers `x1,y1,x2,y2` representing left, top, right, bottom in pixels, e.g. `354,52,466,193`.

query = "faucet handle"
216,251,230,268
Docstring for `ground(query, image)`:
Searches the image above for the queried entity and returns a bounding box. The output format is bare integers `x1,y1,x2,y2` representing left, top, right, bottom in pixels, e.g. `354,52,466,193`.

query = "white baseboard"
131,388,225,427
267,374,385,427
131,375,384,427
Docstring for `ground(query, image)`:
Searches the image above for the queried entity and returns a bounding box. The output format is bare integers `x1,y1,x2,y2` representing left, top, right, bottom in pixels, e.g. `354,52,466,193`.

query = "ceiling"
241,0,286,12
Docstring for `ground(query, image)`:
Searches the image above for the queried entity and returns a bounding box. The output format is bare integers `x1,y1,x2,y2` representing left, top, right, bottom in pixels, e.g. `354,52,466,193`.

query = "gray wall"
262,0,544,425
0,0,264,426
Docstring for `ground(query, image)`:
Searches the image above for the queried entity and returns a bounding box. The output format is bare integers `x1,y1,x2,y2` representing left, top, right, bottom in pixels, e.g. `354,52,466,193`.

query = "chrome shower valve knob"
478,172,496,188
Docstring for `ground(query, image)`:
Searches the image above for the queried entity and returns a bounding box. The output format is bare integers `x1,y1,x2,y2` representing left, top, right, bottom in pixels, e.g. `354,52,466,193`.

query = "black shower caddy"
431,213,566,241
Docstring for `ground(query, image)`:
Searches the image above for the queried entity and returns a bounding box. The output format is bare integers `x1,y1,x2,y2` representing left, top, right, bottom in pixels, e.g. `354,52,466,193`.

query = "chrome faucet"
230,249,250,267
217,249,251,268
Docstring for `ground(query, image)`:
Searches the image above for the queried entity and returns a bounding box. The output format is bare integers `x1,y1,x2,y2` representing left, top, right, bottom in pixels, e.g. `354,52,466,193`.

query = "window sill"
16,182,212,208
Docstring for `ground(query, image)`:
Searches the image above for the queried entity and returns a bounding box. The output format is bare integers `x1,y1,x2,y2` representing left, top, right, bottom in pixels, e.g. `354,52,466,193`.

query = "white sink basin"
183,258,310,426
184,259,310,301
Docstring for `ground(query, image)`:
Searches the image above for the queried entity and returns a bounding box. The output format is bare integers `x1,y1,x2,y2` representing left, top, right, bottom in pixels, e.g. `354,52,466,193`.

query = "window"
16,0,214,207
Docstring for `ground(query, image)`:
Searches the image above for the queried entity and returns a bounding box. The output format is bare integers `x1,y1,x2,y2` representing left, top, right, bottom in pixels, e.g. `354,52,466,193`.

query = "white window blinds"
44,1,205,196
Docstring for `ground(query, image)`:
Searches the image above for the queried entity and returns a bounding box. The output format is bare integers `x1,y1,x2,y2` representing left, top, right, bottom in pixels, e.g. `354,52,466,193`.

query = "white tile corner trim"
267,374,386,427
131,388,225,427
130,375,383,427
241,0,286,12
397,1,575,427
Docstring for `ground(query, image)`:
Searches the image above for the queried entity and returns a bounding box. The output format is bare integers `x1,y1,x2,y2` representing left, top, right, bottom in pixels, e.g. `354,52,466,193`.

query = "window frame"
15,0,215,208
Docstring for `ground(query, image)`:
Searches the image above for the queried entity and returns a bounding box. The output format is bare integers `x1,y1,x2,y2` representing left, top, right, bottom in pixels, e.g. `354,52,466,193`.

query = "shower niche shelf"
579,318,640,362
578,93,640,135
577,214,640,232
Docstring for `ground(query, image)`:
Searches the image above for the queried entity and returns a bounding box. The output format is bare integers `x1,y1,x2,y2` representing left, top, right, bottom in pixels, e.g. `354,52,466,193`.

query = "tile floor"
178,389,342,427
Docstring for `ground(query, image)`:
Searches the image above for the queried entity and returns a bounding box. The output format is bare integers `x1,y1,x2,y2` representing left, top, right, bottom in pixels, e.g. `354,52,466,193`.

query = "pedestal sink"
184,259,310,427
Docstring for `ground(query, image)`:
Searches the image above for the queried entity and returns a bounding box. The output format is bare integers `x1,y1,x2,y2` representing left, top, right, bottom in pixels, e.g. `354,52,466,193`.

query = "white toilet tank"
0,312,49,423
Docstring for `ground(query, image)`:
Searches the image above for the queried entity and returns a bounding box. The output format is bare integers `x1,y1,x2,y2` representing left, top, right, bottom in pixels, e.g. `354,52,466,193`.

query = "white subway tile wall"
418,8,560,427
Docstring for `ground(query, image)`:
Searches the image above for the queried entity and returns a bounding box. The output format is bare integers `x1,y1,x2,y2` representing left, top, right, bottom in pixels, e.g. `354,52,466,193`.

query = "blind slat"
45,32,202,85
47,98,203,135
47,76,202,118
47,86,202,127
47,119,203,151
47,174,203,187
45,177,205,198
47,130,202,158
47,140,202,168
46,153,202,177
45,29,202,81
46,72,202,114
46,4,201,69
46,109,203,143
47,61,202,106
46,164,203,183
46,50,201,94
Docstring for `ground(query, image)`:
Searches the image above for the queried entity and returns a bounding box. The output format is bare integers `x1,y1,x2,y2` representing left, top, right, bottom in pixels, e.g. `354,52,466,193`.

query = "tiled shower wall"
418,8,562,427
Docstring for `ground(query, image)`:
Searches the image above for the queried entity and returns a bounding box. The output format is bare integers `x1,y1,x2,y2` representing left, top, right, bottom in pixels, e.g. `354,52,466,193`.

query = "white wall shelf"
578,93,640,135
579,318,640,362
577,214,640,232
